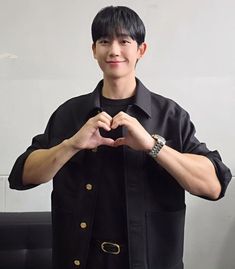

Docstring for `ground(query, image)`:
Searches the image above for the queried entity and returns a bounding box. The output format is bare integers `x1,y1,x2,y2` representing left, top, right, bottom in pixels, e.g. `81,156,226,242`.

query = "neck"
102,76,137,99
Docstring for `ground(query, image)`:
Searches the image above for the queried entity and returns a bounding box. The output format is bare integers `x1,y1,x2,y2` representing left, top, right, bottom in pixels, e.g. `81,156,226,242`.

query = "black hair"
91,6,146,46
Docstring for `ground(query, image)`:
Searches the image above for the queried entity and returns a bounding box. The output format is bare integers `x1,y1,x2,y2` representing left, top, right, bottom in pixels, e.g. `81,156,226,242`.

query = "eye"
98,39,109,45
121,39,131,45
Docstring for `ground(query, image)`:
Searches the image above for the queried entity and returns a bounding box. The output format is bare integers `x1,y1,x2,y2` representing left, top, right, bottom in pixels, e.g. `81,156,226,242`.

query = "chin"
105,72,126,80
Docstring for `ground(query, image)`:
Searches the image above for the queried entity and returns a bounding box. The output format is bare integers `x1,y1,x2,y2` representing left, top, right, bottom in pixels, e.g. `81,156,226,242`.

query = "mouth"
106,60,126,64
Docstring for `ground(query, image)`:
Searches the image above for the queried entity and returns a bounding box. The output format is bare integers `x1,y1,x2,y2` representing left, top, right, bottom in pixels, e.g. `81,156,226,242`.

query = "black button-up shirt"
9,78,232,269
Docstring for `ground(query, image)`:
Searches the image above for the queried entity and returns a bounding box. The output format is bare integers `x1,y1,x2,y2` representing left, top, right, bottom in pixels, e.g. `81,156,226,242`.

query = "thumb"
100,137,115,147
113,137,127,147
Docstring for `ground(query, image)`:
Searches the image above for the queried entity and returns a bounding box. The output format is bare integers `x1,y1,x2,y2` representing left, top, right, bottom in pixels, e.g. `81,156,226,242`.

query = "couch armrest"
0,212,52,269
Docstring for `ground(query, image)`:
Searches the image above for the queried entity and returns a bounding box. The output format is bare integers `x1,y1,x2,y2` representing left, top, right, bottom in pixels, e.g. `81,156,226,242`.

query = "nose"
108,41,121,57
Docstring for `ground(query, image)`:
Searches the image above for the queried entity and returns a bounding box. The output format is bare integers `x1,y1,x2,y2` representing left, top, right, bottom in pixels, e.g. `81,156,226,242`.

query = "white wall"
0,0,234,268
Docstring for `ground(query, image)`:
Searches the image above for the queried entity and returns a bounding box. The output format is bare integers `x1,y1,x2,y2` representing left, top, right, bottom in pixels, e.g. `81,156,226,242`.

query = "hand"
68,112,115,150
111,111,154,151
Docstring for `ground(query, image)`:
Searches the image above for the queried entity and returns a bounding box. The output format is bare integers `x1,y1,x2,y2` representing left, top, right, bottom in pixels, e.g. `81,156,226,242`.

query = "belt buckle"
101,241,120,255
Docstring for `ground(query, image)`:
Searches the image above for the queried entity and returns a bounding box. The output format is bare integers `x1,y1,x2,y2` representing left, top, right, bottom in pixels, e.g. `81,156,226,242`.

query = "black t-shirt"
92,94,135,242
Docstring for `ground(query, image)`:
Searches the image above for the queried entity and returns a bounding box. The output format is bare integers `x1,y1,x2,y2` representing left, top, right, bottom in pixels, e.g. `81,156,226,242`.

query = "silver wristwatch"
149,134,166,158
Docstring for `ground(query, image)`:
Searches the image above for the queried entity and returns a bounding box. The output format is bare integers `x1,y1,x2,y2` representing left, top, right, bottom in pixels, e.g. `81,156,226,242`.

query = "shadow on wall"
215,218,235,269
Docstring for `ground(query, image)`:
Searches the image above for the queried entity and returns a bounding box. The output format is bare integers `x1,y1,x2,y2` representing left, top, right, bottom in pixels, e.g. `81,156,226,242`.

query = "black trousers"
86,239,129,269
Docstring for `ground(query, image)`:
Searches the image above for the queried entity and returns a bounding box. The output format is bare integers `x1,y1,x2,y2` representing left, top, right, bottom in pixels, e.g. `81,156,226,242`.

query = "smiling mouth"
106,60,126,64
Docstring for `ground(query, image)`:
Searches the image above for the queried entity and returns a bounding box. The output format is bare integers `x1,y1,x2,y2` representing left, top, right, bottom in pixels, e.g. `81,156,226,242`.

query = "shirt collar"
134,78,152,118
89,78,152,118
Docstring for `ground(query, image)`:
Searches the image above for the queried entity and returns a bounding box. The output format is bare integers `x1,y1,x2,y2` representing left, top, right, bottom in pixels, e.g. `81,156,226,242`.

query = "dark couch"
0,212,52,269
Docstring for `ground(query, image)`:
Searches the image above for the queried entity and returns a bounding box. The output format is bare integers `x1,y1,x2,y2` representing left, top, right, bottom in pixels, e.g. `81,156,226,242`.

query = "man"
9,6,231,269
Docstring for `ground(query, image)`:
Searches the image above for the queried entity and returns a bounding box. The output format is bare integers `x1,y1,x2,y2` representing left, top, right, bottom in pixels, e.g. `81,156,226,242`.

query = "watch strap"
149,134,166,158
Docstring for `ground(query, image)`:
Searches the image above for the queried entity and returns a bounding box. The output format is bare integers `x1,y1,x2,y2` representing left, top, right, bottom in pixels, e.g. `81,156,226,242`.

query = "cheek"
129,54,139,65
96,60,107,72
97,61,104,70
127,49,139,60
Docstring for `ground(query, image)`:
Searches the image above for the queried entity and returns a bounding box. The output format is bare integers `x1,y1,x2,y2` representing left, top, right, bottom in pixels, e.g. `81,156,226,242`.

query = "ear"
92,43,97,59
137,42,147,59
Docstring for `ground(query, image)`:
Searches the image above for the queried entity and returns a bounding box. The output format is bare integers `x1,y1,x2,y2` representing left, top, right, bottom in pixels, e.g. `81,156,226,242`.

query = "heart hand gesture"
68,111,154,152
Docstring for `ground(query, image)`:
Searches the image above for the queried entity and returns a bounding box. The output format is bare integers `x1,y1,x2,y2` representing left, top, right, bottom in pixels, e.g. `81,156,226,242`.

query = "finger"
99,111,112,119
95,112,113,127
95,120,111,131
100,137,115,146
112,111,127,122
112,114,130,129
113,137,127,147
97,111,113,122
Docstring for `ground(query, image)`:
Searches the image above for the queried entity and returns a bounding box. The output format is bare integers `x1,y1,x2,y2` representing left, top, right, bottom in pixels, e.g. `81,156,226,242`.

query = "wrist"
148,134,166,158
146,137,156,152
62,139,81,154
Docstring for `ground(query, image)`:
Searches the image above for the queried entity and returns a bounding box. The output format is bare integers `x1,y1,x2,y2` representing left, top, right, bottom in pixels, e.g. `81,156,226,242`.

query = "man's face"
92,35,146,80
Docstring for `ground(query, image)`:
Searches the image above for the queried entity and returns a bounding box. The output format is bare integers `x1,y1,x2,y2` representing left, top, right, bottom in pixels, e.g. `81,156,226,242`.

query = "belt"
92,239,126,255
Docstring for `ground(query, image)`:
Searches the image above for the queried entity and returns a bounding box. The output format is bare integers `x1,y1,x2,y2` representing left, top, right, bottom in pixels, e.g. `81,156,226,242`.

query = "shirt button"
80,222,87,229
85,184,93,191
74,259,80,266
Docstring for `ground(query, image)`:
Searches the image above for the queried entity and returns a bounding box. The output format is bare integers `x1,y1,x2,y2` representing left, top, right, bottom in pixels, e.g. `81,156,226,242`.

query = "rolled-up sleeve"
180,110,232,200
8,133,49,190
8,110,57,190
8,104,76,190
205,150,232,199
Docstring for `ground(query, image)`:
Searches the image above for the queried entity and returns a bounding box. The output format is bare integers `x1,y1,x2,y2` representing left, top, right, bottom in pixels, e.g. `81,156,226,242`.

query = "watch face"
152,134,166,144
152,134,158,140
